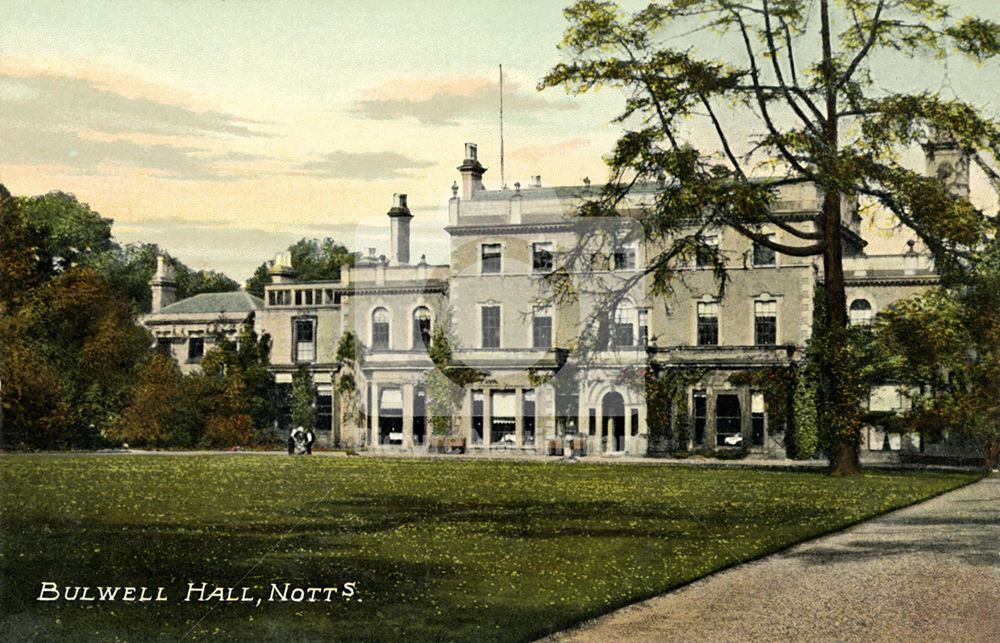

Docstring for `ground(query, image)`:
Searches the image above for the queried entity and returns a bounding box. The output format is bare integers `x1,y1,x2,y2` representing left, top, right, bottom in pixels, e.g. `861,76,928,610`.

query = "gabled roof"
158,291,264,315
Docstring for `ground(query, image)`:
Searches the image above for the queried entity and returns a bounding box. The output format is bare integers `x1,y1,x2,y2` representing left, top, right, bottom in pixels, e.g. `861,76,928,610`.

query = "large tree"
870,228,1000,469
541,0,1000,474
11,191,238,313
0,187,239,447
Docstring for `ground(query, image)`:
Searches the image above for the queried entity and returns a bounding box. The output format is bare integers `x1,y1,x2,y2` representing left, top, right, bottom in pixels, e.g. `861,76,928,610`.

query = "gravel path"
546,474,1000,643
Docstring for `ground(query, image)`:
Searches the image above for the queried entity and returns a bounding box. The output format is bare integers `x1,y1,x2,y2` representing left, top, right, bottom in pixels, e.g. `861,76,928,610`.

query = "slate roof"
158,291,264,315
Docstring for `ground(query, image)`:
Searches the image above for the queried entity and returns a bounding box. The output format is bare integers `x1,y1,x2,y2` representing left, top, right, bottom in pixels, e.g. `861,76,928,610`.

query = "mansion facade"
142,141,959,457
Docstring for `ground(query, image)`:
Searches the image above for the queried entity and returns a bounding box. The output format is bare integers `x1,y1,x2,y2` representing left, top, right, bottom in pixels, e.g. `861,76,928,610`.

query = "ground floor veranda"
335,366,787,458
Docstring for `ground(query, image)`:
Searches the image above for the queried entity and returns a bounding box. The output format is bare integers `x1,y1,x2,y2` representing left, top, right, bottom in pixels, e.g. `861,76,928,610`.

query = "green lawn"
0,455,979,642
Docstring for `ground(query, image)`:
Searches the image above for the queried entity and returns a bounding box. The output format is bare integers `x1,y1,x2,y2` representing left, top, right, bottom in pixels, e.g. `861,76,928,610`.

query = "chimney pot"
388,193,413,265
457,142,487,199
531,175,542,188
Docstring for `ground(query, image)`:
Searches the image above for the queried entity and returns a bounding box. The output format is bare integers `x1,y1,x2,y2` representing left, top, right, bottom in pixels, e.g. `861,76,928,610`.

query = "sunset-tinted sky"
3,1,997,280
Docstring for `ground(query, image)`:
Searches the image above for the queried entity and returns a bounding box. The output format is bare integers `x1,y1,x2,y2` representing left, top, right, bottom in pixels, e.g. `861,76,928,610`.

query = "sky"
2,1,998,281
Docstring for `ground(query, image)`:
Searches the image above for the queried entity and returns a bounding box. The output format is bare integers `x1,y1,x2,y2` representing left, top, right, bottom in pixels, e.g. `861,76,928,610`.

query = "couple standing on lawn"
288,426,315,455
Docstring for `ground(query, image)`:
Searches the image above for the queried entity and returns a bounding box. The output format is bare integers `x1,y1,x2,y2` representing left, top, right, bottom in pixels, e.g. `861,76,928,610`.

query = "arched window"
413,307,432,349
372,308,390,349
849,299,873,326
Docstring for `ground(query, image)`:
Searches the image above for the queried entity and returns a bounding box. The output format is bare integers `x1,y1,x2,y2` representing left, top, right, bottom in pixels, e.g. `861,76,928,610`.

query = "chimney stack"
150,255,177,313
269,251,296,284
387,192,413,265
457,142,487,199
531,175,542,188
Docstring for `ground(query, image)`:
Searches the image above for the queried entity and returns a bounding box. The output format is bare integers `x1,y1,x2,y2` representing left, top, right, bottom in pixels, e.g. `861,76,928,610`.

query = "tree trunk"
822,192,860,476
985,435,1000,471
819,0,860,476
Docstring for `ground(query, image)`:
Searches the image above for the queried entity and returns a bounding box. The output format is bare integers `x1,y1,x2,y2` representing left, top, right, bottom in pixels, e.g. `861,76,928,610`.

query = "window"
413,307,432,350
156,337,172,354
693,390,707,446
850,299,873,326
715,394,742,447
294,318,316,362
751,392,765,446
471,390,484,445
696,302,719,346
317,391,332,433
522,389,536,447
696,235,718,268
532,242,554,273
372,308,390,350
187,337,204,361
752,235,776,267
612,306,635,347
413,387,427,445
613,242,636,270
754,300,777,345
481,305,501,348
378,387,403,445
294,290,302,306
491,390,516,445
638,309,649,347
532,306,552,349
481,243,502,274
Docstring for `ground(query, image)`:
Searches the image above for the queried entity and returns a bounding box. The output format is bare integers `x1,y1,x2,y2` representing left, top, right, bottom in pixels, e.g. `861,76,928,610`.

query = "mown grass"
0,455,979,642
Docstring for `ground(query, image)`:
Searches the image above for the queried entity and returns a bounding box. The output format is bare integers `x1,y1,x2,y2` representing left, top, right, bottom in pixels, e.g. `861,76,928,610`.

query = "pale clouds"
351,75,577,126
0,71,265,138
293,151,436,181
0,69,268,181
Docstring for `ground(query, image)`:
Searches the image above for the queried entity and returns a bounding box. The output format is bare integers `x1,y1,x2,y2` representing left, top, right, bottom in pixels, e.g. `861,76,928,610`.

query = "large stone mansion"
142,141,960,457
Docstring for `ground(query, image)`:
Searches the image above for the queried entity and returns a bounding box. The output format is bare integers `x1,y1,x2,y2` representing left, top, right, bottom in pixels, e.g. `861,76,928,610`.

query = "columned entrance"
602,392,626,452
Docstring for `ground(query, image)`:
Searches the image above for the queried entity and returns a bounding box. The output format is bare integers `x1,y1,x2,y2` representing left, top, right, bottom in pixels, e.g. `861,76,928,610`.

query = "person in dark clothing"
305,429,315,455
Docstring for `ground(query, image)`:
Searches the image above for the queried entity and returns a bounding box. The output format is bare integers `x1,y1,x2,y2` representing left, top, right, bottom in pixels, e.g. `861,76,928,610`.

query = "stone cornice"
844,276,939,287
346,284,448,296
445,222,577,236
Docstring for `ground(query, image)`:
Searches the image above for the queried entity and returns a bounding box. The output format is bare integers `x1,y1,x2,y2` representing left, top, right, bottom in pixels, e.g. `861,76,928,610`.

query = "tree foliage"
424,316,485,437
1,266,150,448
110,352,203,448
10,192,238,313
541,0,1000,473
870,229,1000,468
291,366,317,430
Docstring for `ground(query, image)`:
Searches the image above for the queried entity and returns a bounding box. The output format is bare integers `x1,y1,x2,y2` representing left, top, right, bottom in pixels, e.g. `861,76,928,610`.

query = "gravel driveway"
546,474,1000,642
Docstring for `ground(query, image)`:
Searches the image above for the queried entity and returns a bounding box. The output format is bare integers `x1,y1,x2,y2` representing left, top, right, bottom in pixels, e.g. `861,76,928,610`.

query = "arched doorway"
602,392,626,452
